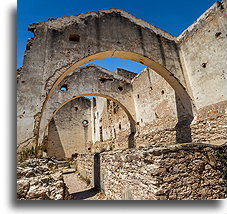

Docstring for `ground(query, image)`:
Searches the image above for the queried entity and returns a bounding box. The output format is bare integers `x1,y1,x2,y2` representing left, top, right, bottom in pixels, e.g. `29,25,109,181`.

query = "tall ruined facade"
17,1,227,200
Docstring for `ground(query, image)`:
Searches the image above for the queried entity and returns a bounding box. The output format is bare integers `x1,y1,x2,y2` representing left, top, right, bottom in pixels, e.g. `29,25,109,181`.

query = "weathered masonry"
43,65,192,159
17,0,227,200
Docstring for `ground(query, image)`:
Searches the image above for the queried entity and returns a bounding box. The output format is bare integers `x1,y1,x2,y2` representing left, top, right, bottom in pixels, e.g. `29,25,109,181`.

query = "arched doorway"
43,93,136,157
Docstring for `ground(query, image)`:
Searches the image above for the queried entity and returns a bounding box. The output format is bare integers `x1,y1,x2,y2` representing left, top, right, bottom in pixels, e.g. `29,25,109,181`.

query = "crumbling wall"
191,101,227,145
47,97,92,159
17,8,191,148
132,67,192,147
17,24,49,148
102,99,131,149
100,143,227,200
178,1,227,110
74,154,94,186
177,1,227,146
91,96,131,152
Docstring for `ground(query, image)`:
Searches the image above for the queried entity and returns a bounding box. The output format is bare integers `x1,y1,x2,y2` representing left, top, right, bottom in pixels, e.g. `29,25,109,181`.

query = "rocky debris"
17,158,71,200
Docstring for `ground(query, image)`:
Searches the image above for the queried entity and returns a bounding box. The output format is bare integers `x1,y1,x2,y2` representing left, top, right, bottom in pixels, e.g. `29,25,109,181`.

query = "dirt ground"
63,171,107,200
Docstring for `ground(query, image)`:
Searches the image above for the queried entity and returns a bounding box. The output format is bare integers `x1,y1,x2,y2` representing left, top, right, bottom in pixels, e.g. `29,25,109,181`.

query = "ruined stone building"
44,65,191,159
17,0,227,199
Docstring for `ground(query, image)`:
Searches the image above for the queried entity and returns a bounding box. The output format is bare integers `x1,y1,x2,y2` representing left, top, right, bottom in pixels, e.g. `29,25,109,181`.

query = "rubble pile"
17,158,71,200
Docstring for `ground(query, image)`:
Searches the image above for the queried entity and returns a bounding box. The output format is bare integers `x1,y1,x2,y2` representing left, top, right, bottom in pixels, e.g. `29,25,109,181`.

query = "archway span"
40,63,137,147
45,51,195,115
44,93,136,150
18,9,198,151
48,93,136,127
39,51,195,147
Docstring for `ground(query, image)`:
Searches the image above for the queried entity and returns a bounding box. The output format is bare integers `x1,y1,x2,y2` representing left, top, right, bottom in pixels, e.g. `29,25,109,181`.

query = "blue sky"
17,0,216,72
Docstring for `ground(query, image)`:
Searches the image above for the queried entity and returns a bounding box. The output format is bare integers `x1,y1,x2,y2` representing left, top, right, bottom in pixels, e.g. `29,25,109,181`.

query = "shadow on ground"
71,187,99,200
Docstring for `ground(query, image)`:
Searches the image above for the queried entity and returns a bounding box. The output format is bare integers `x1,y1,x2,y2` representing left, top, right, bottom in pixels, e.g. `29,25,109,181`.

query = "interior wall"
47,97,92,159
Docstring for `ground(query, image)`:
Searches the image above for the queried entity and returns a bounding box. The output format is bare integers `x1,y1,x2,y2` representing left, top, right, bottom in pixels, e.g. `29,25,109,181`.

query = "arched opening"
43,93,136,158
39,51,194,148
43,94,135,199
48,93,135,126
45,51,194,113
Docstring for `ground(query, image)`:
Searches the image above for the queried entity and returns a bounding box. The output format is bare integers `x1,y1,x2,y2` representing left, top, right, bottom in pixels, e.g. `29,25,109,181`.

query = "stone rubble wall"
91,130,129,153
17,144,227,200
191,101,227,145
75,154,94,185
135,101,227,148
100,143,227,200
135,127,176,148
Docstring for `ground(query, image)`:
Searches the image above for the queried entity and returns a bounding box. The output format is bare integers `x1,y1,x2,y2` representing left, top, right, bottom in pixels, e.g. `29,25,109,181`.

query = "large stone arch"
44,93,136,152
17,8,194,148
47,93,135,128
40,64,137,147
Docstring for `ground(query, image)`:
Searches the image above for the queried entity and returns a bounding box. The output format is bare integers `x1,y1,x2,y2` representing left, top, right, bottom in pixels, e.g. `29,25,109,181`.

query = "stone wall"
191,101,227,145
178,1,227,110
100,143,227,200
91,97,131,152
75,154,94,186
132,67,192,147
47,97,92,159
